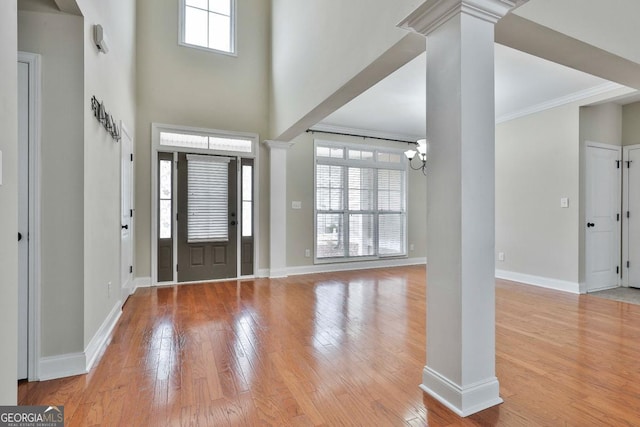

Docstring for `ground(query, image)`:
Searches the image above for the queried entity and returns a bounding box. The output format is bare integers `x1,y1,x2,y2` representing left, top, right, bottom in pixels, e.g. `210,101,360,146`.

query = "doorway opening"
151,124,259,285
18,52,42,381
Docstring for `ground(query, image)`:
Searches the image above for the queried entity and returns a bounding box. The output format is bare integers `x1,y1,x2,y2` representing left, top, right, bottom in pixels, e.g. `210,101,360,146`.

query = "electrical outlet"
498,252,505,262
108,281,112,297
409,243,415,251
305,249,311,258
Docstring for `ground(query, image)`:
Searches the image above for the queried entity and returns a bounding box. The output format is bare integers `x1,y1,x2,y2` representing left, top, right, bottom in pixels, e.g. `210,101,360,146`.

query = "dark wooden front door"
177,153,237,282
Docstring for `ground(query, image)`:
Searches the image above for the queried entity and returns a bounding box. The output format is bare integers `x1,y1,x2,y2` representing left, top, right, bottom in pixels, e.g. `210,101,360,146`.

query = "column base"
420,366,503,417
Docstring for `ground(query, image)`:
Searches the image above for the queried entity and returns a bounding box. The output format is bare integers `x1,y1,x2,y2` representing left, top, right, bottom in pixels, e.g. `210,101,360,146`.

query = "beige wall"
0,0,18,405
18,9,85,357
135,0,271,278
270,0,423,140
622,101,640,146
496,105,580,283
286,132,427,267
495,87,632,286
77,0,137,346
580,103,622,146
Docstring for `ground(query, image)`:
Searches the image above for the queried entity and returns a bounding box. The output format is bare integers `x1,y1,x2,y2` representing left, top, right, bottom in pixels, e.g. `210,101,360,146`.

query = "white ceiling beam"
496,13,640,90
53,0,81,16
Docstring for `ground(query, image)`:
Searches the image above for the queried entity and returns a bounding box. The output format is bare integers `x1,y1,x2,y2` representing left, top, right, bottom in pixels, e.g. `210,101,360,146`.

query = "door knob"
587,222,595,228
121,224,129,230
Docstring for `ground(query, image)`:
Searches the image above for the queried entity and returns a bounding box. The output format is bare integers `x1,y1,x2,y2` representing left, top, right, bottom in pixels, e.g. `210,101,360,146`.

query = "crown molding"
310,123,423,144
399,0,518,36
496,82,626,124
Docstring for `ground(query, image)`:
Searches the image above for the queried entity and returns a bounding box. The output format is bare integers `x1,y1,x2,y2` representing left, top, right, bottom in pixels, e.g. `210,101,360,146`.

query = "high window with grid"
315,141,407,261
180,0,236,54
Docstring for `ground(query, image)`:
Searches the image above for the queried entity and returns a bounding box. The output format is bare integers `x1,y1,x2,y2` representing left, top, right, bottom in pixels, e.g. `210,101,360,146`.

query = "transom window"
159,131,252,154
315,141,407,262
180,0,236,55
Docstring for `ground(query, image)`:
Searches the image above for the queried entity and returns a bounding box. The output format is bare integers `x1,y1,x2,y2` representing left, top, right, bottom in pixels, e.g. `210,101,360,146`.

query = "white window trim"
151,123,259,285
178,0,238,57
313,139,408,265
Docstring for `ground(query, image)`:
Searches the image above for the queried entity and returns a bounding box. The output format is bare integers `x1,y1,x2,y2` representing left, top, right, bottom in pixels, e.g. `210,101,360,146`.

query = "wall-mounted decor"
91,96,121,142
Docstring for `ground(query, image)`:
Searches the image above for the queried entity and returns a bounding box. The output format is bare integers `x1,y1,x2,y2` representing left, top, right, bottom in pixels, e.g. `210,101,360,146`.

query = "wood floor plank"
17,266,640,425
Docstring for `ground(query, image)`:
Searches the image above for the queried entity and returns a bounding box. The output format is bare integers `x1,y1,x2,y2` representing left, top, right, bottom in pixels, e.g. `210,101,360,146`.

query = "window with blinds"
315,142,407,261
186,154,230,242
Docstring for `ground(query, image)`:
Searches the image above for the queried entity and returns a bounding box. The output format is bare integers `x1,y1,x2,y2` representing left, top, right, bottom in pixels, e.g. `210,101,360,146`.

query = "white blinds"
187,154,230,242
315,143,407,260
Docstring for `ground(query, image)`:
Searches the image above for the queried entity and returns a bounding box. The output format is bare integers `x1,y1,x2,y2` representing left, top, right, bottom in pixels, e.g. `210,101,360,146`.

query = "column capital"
399,0,524,36
263,140,294,150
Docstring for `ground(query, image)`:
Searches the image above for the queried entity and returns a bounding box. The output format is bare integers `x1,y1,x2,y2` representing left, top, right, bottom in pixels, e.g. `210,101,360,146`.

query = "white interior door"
586,142,621,292
624,145,640,288
17,61,29,380
121,126,134,300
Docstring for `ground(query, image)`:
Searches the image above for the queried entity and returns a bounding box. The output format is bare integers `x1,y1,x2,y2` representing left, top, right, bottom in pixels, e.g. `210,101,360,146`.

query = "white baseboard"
495,269,580,294
133,276,151,292
287,257,426,277
256,268,270,278
420,366,503,417
85,301,122,372
39,353,86,381
39,301,123,381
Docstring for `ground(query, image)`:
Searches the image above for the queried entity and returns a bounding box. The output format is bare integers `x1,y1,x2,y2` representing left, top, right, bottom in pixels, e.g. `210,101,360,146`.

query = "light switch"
292,201,302,209
560,197,569,208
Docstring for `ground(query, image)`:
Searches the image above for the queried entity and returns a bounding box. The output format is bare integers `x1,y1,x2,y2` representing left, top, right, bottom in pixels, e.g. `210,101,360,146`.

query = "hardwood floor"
18,265,640,426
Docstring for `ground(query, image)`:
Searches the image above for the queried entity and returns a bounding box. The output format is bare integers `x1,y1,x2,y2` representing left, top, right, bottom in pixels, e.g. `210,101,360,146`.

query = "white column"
400,0,520,417
264,140,293,278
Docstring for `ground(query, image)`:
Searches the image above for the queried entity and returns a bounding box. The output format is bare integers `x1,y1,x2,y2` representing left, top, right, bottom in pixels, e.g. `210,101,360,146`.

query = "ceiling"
317,44,614,140
318,0,640,141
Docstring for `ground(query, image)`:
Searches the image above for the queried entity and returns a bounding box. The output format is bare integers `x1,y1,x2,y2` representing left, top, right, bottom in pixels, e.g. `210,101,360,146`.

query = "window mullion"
374,168,379,257
343,164,349,258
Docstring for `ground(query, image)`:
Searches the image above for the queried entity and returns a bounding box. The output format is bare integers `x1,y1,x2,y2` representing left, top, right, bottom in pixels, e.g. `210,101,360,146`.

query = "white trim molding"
495,269,580,294
134,276,152,292
39,353,86,381
399,0,517,36
496,82,625,124
39,301,123,381
85,302,123,372
421,366,503,417
288,257,426,276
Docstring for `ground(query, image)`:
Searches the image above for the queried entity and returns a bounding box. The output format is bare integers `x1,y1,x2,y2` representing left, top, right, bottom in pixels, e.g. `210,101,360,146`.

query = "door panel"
17,61,29,380
177,153,237,281
586,144,620,292
121,127,134,297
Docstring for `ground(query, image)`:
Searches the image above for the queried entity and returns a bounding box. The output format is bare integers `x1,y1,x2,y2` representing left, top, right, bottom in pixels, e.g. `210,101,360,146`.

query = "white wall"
18,9,85,357
270,0,424,140
135,0,271,278
76,0,137,347
286,132,427,268
0,0,18,405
